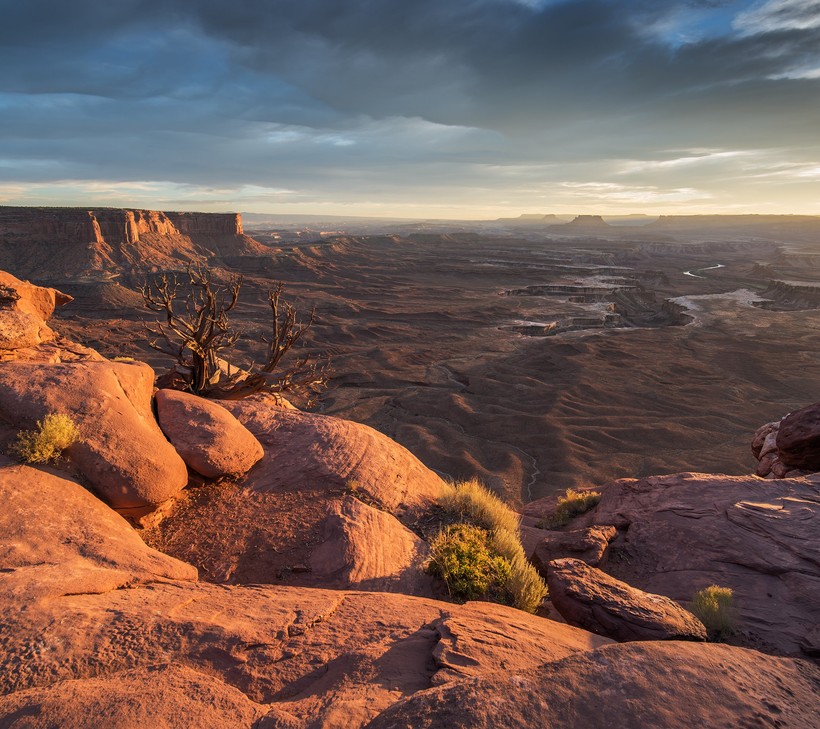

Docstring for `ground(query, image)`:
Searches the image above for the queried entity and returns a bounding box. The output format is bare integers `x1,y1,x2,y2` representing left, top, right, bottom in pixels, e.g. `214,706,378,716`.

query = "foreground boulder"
547,558,707,642
155,388,264,479
0,460,196,601
309,496,433,594
572,472,820,655
142,395,446,592
0,360,188,509
0,271,72,352
776,402,820,471
368,641,820,729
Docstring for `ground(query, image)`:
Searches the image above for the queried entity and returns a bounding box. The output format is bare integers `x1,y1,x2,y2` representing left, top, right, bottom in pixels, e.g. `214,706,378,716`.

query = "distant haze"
1,1,820,218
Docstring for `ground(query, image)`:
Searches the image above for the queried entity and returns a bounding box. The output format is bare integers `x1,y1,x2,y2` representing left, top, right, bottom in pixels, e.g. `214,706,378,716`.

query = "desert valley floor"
48,217,820,506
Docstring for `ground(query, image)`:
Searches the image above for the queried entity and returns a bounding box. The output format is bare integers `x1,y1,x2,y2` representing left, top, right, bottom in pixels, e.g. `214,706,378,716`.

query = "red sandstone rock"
0,464,608,728
142,397,446,591
0,460,195,600
0,360,188,508
0,665,274,729
776,402,820,470
368,641,820,729
0,271,71,351
0,207,269,280
573,472,820,655
155,389,264,479
531,525,617,573
309,496,433,593
547,558,707,642
224,396,445,516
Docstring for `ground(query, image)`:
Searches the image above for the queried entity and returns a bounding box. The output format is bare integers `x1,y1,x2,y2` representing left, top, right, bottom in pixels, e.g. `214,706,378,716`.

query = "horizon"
2,1,820,217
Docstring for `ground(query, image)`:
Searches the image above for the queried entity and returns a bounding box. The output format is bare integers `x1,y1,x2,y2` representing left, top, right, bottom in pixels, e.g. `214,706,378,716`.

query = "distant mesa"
0,206,270,281
495,213,563,226
565,214,610,228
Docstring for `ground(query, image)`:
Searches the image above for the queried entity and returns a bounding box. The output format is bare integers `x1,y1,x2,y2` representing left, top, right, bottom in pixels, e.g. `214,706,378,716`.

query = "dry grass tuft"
691,585,737,640
544,488,602,528
13,413,80,465
439,478,520,534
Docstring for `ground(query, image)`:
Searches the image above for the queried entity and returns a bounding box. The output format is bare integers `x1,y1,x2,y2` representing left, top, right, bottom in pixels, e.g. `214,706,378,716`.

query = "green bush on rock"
429,479,548,612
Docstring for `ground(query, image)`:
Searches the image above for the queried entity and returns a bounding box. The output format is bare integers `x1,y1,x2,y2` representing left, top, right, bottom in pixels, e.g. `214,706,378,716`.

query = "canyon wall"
0,207,265,281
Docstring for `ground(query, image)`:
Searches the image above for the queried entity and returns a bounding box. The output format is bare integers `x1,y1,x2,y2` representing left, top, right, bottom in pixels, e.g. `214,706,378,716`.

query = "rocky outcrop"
155,388,264,479
0,271,72,351
531,525,617,573
369,641,820,729
0,461,612,728
141,395,446,592
547,558,707,642
572,472,820,655
0,360,188,509
224,397,445,516
776,402,820,471
0,206,269,280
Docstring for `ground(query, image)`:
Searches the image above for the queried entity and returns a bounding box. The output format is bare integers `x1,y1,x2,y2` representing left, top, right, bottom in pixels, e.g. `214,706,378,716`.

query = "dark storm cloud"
1,0,819,213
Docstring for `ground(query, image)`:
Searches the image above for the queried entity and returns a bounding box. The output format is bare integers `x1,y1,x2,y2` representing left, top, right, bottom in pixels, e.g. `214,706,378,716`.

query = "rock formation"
0,206,270,280
570,472,820,655
546,558,708,642
155,388,264,479
368,642,820,729
1,261,820,727
0,270,72,352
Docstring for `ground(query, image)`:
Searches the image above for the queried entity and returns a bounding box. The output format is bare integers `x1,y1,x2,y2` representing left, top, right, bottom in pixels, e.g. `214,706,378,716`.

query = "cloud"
0,0,819,214
734,0,820,34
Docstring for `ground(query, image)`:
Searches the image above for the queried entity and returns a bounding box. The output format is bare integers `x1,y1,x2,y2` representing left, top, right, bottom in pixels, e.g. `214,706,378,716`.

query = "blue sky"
1,0,819,218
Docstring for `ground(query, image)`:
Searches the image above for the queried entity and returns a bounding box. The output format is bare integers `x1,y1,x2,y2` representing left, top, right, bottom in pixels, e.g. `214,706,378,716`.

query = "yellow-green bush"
430,479,548,612
545,488,602,528
428,523,512,602
691,585,736,640
13,413,80,464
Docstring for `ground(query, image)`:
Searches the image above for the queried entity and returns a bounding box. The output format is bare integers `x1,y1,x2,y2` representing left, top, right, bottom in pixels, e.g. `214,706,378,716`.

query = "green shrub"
439,478,520,534
428,523,512,602
691,585,737,640
544,488,601,528
13,413,80,464
430,479,548,612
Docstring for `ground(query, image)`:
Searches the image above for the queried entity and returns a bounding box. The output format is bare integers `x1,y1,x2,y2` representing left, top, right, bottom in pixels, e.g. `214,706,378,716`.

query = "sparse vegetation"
13,413,80,464
429,479,547,612
691,585,737,640
543,488,602,528
439,478,520,534
140,263,330,405
112,356,135,362
428,523,512,602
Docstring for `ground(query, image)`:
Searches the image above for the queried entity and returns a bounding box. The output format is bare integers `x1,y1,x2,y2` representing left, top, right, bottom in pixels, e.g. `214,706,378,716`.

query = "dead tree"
141,263,330,405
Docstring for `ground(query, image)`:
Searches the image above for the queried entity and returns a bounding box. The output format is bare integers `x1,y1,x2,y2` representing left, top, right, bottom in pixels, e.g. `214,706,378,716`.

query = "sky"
1,0,819,219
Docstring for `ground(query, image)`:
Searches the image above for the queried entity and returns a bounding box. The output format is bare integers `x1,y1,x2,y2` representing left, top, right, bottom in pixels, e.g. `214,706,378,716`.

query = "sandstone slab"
368,641,820,729
0,360,188,508
155,388,264,479
309,496,433,593
547,558,707,642
573,472,820,655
